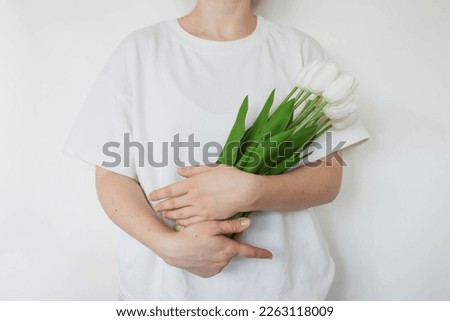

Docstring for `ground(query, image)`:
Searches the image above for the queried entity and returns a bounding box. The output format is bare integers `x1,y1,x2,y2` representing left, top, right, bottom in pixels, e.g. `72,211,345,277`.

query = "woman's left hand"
148,165,261,227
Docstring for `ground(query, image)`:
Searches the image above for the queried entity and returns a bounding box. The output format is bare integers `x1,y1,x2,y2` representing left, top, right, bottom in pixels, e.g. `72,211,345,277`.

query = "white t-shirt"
64,15,369,300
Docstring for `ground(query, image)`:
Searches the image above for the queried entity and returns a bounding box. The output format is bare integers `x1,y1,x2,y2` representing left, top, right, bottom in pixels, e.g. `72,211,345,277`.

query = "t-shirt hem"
118,267,335,301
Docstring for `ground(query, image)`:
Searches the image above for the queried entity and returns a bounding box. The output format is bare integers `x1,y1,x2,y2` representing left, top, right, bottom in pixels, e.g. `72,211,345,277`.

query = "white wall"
1,0,449,300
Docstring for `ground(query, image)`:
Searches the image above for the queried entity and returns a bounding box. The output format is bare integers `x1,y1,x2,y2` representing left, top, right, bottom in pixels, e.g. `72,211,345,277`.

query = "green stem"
288,96,321,129
300,100,328,128
280,86,299,106
294,91,312,110
304,111,326,128
314,121,333,139
293,88,305,103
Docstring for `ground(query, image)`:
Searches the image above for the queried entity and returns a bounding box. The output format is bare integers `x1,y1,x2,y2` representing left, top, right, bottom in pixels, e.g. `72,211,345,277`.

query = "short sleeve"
63,37,138,180
295,34,371,166
299,34,327,66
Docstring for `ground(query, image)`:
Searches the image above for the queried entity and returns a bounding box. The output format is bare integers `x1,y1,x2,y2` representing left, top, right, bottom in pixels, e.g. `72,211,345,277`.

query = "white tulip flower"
308,60,340,93
322,72,358,104
325,98,360,129
295,60,325,90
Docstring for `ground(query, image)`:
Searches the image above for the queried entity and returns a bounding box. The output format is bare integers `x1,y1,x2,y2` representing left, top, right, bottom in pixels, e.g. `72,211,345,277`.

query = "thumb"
215,218,251,235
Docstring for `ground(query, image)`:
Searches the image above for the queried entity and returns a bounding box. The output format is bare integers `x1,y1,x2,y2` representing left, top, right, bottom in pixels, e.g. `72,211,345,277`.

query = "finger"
177,164,218,178
215,218,251,235
155,194,191,212
236,243,273,259
176,215,205,227
162,206,196,220
148,181,188,201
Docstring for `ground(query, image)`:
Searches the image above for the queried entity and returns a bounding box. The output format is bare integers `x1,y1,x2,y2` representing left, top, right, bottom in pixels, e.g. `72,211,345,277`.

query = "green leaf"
290,125,318,151
242,89,275,143
263,153,301,175
261,98,296,139
217,96,249,165
235,145,257,170
268,125,318,166
262,128,296,168
241,128,295,174
240,142,265,174
238,89,276,159
259,126,319,175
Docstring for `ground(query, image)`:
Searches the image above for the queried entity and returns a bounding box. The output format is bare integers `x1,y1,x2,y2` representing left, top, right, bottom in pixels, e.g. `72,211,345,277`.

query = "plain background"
1,0,449,300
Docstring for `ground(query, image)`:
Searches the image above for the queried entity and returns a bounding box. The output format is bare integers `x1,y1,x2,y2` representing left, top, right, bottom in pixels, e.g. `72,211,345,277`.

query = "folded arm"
95,166,272,278
254,150,343,212
149,151,344,226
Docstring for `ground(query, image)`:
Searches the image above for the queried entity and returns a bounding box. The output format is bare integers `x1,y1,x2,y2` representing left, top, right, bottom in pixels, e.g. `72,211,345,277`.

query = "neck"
178,0,256,41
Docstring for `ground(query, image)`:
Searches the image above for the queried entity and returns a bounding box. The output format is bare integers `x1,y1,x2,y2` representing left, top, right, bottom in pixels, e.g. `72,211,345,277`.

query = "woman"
65,0,369,300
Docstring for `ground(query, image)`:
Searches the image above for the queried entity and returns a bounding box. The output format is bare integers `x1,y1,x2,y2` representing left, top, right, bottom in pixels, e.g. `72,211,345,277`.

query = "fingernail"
239,218,250,227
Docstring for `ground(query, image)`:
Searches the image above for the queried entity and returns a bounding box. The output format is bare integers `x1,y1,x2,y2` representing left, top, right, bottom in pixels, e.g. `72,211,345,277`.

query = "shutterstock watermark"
102,132,347,170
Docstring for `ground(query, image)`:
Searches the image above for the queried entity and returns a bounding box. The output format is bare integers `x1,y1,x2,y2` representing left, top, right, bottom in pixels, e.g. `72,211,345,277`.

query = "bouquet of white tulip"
175,60,360,236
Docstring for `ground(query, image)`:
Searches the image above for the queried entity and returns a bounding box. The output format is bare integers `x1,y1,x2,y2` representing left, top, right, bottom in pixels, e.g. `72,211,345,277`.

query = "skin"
149,152,343,227
178,0,257,41
96,167,272,278
95,0,344,278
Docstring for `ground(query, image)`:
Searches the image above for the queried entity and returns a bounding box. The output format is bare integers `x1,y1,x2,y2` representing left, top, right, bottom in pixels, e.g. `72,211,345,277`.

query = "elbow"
323,166,343,205
325,184,341,204
315,150,344,205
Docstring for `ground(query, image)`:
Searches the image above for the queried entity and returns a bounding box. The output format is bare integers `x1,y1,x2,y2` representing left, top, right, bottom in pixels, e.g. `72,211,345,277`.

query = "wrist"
243,173,266,212
145,226,176,259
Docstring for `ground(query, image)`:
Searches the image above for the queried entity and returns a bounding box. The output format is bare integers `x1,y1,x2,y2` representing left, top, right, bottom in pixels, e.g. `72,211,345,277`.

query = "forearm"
251,151,343,212
148,151,344,224
95,166,171,255
95,166,271,278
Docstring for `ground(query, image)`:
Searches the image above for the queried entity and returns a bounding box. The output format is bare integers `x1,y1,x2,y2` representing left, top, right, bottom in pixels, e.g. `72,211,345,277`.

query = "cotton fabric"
64,15,369,300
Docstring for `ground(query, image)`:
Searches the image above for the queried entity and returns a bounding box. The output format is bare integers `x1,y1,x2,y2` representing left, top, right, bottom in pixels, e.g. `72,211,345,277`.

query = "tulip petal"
325,100,360,129
309,60,340,94
323,72,357,104
296,60,324,90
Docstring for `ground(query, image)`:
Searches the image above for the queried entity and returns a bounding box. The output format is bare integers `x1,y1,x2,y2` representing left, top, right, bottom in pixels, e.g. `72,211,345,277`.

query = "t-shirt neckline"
167,15,268,54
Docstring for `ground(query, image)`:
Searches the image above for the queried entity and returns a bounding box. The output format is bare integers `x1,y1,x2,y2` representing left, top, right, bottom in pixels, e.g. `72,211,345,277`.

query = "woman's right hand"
155,218,272,278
